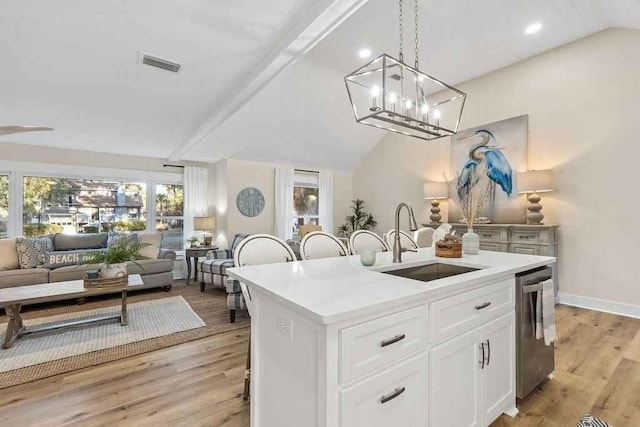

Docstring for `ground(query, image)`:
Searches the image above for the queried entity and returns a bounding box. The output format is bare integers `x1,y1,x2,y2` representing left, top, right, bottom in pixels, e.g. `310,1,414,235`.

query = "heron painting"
449,115,528,224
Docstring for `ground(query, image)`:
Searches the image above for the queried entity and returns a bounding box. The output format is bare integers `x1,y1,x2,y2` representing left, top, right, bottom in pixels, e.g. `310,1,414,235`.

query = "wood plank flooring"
2,305,640,426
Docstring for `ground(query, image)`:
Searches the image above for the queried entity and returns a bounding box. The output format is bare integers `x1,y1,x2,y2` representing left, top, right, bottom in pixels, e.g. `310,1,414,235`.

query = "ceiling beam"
167,0,369,162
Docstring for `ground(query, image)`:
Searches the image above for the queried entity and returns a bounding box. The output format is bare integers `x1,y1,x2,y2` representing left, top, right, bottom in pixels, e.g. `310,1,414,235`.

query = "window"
155,183,184,250
292,171,319,237
0,175,8,238
22,176,147,236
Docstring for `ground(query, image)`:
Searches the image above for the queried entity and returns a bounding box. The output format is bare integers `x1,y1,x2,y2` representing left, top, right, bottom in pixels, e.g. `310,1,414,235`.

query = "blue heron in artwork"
457,129,513,196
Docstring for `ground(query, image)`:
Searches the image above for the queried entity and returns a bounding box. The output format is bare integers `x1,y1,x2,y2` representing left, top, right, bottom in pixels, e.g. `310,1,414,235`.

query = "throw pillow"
16,236,54,269
44,249,107,269
0,237,20,270
136,232,162,259
53,233,108,251
107,233,138,248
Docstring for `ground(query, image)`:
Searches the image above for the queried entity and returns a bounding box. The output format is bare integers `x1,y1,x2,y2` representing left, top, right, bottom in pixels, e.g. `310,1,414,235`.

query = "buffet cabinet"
430,224,559,301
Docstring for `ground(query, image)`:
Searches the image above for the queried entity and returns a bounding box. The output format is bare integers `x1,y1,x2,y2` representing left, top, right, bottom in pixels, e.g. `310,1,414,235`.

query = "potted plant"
85,239,149,279
338,199,377,237
187,236,200,248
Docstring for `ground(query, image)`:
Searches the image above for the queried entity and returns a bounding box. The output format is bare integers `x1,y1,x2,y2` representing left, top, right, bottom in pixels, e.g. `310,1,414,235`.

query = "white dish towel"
535,279,556,346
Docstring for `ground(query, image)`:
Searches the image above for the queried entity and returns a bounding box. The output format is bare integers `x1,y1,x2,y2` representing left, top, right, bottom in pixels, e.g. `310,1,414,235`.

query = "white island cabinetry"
227,249,554,427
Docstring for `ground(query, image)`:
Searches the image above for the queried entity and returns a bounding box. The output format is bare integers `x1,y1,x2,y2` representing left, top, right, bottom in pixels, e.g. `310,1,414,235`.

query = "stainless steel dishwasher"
516,266,555,399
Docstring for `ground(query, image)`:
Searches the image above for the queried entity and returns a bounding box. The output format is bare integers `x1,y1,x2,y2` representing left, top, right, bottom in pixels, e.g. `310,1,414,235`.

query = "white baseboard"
558,292,640,319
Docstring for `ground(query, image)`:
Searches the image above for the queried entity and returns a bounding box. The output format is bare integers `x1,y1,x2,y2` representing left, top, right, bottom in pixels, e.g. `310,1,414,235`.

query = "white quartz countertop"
226,249,555,325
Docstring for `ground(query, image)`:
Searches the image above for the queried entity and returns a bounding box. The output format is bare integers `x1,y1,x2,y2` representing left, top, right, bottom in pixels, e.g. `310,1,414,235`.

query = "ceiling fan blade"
0,126,54,136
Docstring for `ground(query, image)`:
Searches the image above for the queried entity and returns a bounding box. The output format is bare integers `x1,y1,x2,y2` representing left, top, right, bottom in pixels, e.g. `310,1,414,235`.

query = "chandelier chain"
399,0,404,62
414,0,419,68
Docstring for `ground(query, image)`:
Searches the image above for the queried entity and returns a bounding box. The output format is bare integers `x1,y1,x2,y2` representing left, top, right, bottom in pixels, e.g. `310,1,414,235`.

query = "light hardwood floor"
2,305,640,426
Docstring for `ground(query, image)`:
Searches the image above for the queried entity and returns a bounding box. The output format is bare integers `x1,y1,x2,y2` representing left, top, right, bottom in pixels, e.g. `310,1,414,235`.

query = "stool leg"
243,338,251,400
230,309,236,323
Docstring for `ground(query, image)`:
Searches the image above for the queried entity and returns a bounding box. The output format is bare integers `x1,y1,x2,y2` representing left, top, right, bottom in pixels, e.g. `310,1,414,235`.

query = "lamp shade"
517,170,554,193
193,216,216,231
423,182,449,199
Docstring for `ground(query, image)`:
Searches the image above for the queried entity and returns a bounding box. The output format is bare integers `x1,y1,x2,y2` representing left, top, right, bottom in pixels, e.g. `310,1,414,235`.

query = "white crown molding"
558,292,640,319
167,0,370,162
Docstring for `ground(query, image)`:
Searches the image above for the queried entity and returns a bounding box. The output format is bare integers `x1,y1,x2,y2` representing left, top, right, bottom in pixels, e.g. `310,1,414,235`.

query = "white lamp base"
526,192,544,225
429,199,442,223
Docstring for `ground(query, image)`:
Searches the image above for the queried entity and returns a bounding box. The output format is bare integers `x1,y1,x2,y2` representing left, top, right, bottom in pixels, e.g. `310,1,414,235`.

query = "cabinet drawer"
340,305,428,384
429,279,514,343
340,353,428,427
476,230,501,242
511,231,540,243
479,242,506,252
509,244,539,255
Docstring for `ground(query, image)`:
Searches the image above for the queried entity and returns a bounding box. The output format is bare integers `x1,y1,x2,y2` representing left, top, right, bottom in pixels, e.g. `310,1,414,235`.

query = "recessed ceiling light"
525,22,542,35
358,48,371,58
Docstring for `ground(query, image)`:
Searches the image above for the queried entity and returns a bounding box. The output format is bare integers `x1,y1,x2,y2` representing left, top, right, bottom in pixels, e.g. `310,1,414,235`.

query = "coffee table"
0,274,144,349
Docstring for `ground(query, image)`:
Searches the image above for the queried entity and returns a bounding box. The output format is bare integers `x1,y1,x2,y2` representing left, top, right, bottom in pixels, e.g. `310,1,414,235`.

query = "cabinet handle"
481,234,493,238
381,334,406,348
485,339,491,366
380,387,406,404
479,342,485,369
474,302,491,310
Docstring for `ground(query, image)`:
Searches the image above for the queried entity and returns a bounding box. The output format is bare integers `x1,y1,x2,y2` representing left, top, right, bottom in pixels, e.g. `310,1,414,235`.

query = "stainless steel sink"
381,263,480,283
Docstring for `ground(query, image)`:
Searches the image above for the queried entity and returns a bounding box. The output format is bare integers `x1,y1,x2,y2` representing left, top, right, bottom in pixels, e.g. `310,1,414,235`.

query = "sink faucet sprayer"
393,202,419,263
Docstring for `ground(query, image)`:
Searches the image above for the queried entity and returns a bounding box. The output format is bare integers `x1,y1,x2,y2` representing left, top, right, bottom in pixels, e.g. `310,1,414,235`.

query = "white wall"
210,159,354,246
354,28,640,309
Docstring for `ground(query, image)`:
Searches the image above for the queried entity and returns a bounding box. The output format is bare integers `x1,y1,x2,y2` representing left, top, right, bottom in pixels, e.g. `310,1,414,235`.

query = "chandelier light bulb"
433,109,441,119
405,99,413,109
421,103,429,114
389,93,397,103
370,86,380,97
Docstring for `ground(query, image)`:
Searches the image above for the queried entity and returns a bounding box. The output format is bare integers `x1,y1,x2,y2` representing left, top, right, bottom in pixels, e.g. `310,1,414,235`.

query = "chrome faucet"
393,202,419,263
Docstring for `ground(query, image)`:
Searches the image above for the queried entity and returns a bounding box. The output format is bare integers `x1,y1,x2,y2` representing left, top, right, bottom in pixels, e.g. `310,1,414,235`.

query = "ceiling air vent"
139,52,181,73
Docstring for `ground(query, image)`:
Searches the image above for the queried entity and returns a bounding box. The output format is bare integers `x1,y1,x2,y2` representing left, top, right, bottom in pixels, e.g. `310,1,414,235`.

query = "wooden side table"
185,246,218,285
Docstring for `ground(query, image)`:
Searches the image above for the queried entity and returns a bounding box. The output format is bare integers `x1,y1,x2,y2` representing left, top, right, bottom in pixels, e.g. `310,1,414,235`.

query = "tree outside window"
155,183,184,250
0,175,8,238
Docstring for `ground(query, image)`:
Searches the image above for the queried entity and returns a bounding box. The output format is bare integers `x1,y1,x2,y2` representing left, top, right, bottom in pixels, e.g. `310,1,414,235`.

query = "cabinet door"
481,312,516,425
430,328,482,427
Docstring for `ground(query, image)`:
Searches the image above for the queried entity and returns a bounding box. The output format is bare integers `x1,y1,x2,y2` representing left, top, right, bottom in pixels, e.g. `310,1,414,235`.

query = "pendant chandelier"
344,0,466,141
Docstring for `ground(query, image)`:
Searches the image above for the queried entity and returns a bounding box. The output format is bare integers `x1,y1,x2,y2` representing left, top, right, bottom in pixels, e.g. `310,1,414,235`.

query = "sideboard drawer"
340,353,428,427
429,279,514,343
511,231,540,243
476,230,501,242
509,244,539,255
479,242,507,252
340,305,428,384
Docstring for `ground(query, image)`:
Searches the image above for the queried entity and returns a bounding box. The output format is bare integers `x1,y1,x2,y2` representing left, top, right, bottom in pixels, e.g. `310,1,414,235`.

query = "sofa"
0,232,176,291
198,233,250,323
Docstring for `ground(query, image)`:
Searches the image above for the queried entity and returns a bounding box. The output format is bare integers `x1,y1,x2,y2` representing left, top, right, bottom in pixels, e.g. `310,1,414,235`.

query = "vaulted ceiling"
1,0,639,171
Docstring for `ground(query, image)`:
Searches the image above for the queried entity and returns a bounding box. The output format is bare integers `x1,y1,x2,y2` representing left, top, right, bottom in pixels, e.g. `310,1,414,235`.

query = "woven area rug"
0,283,249,389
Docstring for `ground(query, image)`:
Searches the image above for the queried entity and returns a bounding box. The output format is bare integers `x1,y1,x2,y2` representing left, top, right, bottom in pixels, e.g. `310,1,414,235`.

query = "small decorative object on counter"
435,232,463,258
360,249,376,266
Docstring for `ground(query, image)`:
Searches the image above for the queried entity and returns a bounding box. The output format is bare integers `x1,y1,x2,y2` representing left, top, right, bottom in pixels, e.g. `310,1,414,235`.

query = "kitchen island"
227,248,555,427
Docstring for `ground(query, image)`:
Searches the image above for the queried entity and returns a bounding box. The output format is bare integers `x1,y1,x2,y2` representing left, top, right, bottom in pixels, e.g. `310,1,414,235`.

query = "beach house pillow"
136,232,162,259
107,233,138,248
16,236,54,269
0,237,20,270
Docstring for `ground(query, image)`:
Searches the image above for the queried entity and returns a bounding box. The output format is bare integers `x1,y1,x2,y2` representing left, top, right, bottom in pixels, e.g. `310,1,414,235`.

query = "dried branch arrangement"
455,169,495,229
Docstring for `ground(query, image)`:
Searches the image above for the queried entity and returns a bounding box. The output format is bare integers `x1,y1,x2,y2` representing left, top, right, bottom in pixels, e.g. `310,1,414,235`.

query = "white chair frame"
385,229,419,251
232,233,297,400
300,231,349,260
349,230,390,255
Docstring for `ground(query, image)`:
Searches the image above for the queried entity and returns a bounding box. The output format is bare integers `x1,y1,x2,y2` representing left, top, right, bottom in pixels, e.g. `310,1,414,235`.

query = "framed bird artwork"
449,115,529,224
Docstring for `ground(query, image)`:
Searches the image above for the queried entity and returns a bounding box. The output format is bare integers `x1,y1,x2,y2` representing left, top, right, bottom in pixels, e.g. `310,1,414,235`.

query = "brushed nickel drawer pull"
381,334,406,347
481,234,493,238
380,386,406,404
474,302,491,310
485,339,491,366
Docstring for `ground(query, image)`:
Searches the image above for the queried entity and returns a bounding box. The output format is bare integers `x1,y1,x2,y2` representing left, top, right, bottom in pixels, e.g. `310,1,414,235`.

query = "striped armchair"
198,233,250,323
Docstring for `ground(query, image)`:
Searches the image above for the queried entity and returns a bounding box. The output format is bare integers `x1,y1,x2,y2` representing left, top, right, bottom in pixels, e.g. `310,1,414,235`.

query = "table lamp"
193,216,216,246
423,182,449,224
517,170,554,225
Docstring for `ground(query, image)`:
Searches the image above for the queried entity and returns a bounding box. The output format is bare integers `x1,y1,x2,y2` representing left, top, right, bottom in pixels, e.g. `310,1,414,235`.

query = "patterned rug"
0,283,249,389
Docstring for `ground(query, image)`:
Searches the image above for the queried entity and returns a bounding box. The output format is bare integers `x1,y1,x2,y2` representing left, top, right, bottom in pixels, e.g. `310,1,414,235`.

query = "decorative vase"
462,228,480,255
359,250,376,266
101,262,128,279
